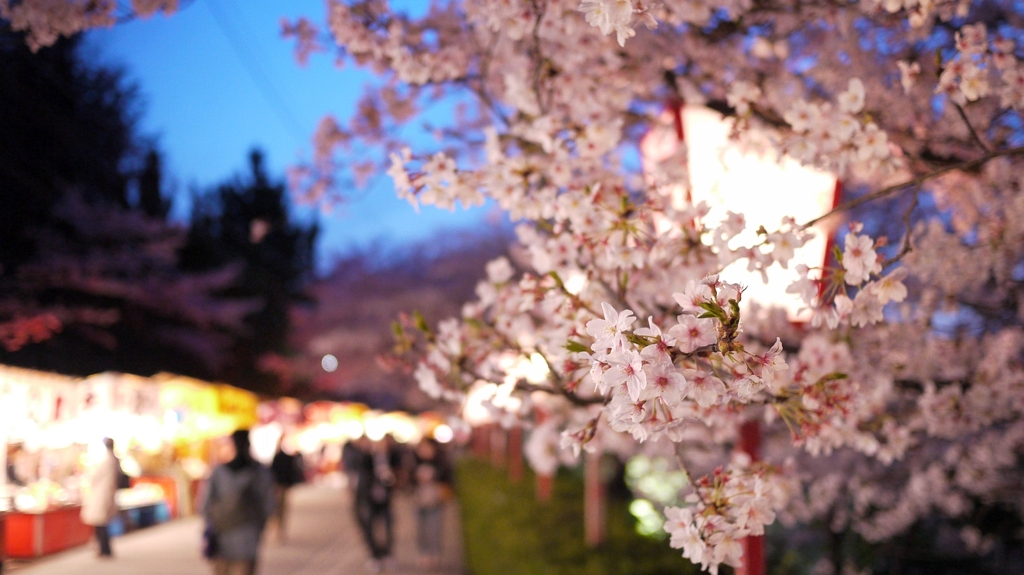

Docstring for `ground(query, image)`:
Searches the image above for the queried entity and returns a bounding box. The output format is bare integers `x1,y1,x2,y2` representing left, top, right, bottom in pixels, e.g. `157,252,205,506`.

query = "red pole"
507,426,524,483
534,410,553,501
490,425,506,469
584,451,606,547
471,424,490,459
736,420,765,575
536,473,553,501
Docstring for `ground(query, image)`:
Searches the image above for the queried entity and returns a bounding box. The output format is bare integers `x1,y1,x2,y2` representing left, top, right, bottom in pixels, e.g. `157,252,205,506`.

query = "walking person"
269,436,304,543
203,429,275,575
354,437,396,572
413,438,452,570
80,437,120,558
341,439,362,494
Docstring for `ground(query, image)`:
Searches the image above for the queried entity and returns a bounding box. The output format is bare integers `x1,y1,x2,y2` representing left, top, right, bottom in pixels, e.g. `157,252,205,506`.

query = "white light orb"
321,354,339,372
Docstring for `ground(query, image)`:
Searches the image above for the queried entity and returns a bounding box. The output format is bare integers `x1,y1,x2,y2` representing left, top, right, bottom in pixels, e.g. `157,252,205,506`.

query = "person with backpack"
80,437,121,558
203,429,275,575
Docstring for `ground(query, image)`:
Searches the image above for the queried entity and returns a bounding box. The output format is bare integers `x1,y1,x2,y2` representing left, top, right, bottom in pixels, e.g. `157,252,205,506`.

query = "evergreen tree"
0,27,137,274
180,150,318,393
137,149,170,220
0,26,252,377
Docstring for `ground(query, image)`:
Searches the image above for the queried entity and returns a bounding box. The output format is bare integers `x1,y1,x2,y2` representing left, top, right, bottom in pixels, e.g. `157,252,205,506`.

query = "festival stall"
151,374,259,517
0,367,260,558
0,363,455,560
0,366,91,558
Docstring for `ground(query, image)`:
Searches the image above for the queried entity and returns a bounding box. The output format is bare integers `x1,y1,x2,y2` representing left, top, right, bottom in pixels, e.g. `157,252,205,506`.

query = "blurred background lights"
433,423,454,444
321,354,338,372
564,270,588,295
628,498,665,537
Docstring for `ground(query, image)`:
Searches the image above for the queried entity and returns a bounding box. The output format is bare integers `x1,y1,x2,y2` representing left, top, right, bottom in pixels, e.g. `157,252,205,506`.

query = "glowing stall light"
250,423,284,464
433,424,454,444
641,106,838,319
363,412,388,441
163,409,180,427
195,415,212,433
339,419,364,440
380,413,421,444
296,427,323,455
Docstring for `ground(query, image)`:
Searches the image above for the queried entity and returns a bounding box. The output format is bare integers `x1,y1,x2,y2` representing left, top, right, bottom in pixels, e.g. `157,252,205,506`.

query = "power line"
203,0,307,145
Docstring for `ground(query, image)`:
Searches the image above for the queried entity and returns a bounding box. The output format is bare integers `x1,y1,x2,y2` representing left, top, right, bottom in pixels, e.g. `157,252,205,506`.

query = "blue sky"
84,0,493,272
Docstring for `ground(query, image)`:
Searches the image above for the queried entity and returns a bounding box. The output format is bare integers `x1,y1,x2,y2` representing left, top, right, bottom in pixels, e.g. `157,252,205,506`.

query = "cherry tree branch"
881,189,921,269
953,103,993,153
801,145,1024,229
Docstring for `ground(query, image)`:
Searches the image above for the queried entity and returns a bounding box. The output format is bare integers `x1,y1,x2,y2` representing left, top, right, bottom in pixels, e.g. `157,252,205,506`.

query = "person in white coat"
80,438,120,558
203,429,275,575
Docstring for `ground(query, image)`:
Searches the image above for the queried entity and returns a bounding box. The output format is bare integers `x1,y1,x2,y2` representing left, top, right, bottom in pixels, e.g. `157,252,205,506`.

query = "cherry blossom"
15,0,1024,572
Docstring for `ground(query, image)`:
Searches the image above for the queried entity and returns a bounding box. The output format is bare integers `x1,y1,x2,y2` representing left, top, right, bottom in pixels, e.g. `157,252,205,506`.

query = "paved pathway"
7,484,464,575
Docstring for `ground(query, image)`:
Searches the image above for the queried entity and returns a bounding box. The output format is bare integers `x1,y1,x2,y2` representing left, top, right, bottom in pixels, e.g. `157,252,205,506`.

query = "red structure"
4,506,93,559
507,426,524,483
736,420,765,575
584,451,607,547
640,102,843,575
131,476,180,518
0,511,7,570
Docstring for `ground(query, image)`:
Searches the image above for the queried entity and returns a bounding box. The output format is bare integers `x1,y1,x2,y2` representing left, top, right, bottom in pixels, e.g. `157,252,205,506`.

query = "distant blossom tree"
11,0,1024,572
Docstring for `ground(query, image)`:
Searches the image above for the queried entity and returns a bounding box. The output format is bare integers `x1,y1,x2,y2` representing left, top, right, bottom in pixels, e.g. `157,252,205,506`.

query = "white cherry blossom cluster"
786,223,909,331
325,0,469,86
0,0,177,51
932,23,1024,111
780,79,901,177
663,462,782,575
577,280,789,447
578,0,657,47
860,0,970,27
14,0,1024,572
387,148,485,211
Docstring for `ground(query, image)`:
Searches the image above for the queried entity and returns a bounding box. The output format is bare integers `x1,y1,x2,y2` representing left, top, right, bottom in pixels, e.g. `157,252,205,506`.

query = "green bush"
456,457,701,575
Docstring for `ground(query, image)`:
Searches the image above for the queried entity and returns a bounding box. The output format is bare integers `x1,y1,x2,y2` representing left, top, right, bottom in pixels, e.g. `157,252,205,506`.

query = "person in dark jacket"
269,437,304,543
353,436,396,572
6,444,25,487
202,430,275,575
413,438,452,569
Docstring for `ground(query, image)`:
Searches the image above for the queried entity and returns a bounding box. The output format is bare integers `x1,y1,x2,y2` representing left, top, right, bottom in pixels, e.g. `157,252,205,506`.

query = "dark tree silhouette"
0,25,253,378
180,150,318,394
137,148,171,220
0,28,138,275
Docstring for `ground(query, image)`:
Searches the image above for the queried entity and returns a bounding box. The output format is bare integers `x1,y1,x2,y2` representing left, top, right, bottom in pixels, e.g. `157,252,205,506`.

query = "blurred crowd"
199,430,454,575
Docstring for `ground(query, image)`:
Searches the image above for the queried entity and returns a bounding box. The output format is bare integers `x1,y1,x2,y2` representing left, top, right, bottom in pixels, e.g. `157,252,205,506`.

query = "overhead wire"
203,0,308,146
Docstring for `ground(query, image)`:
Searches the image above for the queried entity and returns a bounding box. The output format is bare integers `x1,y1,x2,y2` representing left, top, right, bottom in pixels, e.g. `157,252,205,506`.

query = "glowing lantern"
642,103,842,575
641,105,840,319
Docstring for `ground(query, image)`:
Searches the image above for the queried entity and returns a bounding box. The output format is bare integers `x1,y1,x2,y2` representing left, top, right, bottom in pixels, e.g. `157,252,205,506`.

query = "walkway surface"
6,484,464,575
